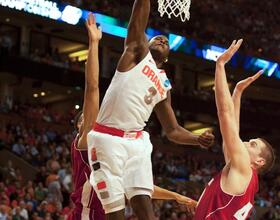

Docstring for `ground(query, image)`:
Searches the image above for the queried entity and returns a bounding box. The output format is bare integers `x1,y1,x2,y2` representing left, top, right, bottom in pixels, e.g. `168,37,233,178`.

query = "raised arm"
152,185,197,215
232,70,262,133
117,0,150,72
222,69,262,163
77,13,102,149
154,92,214,148
215,39,251,175
126,0,150,46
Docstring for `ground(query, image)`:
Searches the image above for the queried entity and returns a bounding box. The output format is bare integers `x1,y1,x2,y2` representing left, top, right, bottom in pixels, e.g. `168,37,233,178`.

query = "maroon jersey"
69,135,104,220
195,169,258,220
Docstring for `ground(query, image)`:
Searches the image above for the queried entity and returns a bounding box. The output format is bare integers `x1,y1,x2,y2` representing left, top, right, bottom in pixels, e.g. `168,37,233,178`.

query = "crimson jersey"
69,135,104,220
195,169,258,220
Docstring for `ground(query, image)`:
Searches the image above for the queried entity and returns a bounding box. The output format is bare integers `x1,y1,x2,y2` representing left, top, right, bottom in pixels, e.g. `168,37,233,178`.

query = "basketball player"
67,13,104,220
73,110,198,219
69,13,197,220
87,0,214,219
194,39,275,219
73,110,198,220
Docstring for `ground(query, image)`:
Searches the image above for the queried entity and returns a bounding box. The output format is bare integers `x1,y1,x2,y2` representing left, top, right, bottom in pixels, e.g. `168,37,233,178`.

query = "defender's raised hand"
198,130,215,149
86,13,102,43
234,70,263,94
217,39,243,65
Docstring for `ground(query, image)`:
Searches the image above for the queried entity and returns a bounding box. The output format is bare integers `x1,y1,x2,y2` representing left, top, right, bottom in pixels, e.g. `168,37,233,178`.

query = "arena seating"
0,104,279,219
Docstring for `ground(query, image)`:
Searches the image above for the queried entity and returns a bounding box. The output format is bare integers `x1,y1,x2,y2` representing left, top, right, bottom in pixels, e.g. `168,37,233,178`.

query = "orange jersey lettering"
142,65,164,98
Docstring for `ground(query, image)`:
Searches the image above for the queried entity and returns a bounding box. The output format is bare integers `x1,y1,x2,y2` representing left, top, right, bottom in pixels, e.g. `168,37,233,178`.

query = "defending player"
87,0,214,219
194,39,275,219
67,13,104,220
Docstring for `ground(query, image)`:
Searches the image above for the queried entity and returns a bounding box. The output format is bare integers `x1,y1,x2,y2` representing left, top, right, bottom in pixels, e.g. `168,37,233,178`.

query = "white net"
158,0,191,22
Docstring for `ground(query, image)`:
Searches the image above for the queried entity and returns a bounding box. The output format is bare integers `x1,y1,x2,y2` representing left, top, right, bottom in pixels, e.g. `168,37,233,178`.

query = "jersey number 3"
144,87,157,105
234,202,253,220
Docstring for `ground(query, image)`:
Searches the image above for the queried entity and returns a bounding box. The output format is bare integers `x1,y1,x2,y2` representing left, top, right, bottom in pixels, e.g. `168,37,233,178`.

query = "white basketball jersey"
97,51,172,131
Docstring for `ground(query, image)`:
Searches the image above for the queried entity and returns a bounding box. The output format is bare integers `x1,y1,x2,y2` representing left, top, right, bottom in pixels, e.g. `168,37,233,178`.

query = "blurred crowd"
1,1,280,219
29,48,85,73
0,32,85,73
60,0,280,62
0,105,279,219
2,0,280,78
0,101,75,125
0,106,74,219
0,160,71,220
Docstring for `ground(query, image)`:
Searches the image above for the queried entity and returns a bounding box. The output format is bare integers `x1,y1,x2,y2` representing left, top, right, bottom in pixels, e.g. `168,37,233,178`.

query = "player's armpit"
117,43,148,72
219,113,251,175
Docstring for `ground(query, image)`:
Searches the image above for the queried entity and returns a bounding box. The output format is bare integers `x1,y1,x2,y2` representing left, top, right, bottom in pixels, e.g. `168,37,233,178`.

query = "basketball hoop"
157,0,191,22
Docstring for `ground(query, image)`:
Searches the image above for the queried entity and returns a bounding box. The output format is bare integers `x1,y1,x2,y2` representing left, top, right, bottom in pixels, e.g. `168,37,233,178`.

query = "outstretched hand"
217,39,243,65
175,195,197,216
234,70,263,93
198,130,215,149
86,13,102,43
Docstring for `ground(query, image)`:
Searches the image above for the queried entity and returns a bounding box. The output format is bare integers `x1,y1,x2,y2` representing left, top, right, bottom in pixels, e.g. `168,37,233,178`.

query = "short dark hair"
258,138,276,174
149,35,168,42
73,111,83,131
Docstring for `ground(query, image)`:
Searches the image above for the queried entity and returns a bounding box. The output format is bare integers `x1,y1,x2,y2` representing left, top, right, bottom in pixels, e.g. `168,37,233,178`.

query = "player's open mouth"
156,43,164,48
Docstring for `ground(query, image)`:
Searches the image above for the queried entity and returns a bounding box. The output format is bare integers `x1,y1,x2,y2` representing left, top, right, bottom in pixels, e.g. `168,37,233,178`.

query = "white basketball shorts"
87,125,154,214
